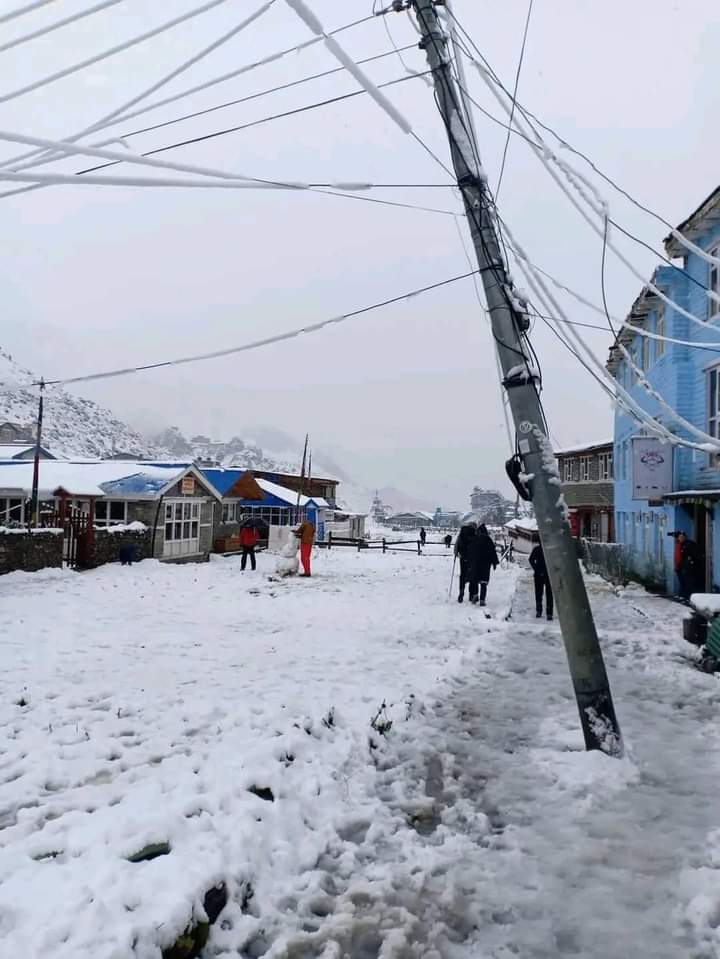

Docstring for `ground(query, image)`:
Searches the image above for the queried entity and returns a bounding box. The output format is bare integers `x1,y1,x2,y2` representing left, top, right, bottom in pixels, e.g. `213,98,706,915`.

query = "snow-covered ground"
1,549,720,957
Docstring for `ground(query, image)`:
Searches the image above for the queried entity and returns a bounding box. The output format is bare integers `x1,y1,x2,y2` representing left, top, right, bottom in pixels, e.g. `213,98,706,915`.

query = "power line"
38,268,482,387
0,0,127,55
72,72,429,178
0,0,235,106
600,214,616,336
446,5,720,271
116,45,420,142
495,0,533,199
0,0,60,25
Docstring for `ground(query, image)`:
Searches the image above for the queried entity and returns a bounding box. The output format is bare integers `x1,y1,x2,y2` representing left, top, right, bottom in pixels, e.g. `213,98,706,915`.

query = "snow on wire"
36,269,481,388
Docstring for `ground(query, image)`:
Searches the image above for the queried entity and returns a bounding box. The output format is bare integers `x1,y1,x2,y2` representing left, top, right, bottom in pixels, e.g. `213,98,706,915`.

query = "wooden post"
382,537,386,554
417,539,421,555
328,530,332,550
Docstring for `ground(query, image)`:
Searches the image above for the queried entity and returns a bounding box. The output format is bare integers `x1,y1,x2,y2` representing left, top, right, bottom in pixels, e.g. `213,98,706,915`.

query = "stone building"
555,440,614,542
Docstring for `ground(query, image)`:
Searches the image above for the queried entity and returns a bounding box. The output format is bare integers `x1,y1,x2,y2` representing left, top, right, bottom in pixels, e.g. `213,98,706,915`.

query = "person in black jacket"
676,531,700,601
455,522,476,603
468,524,499,606
529,533,553,620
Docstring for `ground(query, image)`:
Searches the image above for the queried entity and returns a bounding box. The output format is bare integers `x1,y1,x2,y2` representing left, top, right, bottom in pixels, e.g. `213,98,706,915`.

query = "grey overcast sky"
0,0,718,509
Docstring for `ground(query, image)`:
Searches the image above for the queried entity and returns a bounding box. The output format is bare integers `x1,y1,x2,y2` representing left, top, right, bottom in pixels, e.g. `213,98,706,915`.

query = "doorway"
692,505,711,592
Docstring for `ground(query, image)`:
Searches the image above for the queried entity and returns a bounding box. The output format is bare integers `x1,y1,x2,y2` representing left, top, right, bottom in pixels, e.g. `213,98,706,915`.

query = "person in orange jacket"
239,523,260,571
294,518,316,577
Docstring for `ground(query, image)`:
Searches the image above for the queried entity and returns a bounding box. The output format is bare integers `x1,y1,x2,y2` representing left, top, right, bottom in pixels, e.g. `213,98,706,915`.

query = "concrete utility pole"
29,379,44,529
410,0,622,755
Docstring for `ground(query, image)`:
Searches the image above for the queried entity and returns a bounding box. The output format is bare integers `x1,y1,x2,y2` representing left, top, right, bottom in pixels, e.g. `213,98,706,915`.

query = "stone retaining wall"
0,529,63,575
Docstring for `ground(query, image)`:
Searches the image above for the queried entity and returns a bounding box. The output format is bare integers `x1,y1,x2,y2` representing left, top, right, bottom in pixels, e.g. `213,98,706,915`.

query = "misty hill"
0,348,163,460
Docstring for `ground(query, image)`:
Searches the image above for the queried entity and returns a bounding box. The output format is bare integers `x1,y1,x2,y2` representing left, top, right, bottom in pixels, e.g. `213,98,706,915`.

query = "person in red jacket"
239,522,260,571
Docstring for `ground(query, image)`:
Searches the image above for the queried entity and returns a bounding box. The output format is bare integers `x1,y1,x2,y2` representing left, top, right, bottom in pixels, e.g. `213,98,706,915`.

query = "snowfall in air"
1,547,720,958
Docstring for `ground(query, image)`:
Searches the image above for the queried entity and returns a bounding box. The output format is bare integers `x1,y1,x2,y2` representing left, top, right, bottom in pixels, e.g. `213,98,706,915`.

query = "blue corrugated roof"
200,468,245,496
100,473,170,495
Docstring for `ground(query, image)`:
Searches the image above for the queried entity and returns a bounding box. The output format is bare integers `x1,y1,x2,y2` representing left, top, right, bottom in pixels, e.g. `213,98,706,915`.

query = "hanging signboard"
181,476,195,496
632,438,673,501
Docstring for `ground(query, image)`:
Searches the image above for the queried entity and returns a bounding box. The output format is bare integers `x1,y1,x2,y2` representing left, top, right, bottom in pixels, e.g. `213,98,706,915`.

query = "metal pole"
29,378,44,528
410,0,622,755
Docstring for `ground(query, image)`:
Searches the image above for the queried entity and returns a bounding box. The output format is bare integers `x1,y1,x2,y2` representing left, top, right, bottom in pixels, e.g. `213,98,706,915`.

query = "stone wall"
92,525,152,567
0,529,63,575
579,538,666,592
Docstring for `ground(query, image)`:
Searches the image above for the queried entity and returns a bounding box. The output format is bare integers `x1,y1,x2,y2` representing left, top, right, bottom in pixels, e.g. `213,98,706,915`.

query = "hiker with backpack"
468,523,499,606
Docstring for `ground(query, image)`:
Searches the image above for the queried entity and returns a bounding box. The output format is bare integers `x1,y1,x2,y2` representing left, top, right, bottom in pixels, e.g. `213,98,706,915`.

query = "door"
163,500,201,558
600,512,610,543
694,505,709,592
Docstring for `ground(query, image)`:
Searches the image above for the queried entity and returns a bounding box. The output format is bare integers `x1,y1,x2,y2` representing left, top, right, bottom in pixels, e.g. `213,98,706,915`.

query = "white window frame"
579,455,591,483
710,244,719,319
598,452,612,481
655,305,665,359
163,499,202,557
221,502,237,524
708,364,720,465
0,496,24,526
641,334,650,373
94,500,127,527
563,458,575,483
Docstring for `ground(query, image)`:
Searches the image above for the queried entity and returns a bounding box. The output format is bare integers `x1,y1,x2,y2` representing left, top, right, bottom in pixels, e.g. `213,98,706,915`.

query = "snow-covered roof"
255,478,329,509
554,439,613,456
0,443,55,460
0,460,213,499
504,517,538,532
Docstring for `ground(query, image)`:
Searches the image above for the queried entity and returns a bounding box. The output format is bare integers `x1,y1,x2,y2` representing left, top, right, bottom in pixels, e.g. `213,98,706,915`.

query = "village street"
2,550,720,958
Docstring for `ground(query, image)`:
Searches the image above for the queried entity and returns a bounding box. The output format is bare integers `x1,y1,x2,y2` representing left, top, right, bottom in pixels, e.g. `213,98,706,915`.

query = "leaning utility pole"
410,0,622,755
29,379,45,529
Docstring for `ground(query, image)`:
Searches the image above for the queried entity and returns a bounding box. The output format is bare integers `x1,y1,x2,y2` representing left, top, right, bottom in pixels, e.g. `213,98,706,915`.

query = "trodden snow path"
3,552,720,957
0,547,516,957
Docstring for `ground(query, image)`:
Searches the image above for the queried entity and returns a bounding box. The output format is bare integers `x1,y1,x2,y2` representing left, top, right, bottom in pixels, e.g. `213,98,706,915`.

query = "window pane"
192,503,200,518
174,522,182,538
191,521,198,538
165,523,173,541
95,501,107,520
222,504,229,522
183,502,192,520
110,502,125,521
711,370,717,418
183,521,191,539
165,504,173,521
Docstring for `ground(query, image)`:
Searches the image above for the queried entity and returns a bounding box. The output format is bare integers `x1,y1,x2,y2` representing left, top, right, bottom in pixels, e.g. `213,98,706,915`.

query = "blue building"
608,185,720,592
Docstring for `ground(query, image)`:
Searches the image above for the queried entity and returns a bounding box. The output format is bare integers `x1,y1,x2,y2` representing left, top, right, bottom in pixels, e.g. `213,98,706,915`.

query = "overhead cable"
507,224,720,453
0,0,60,25
495,0,533,199
283,0,413,134
0,0,127,55
447,7,720,272
0,0,234,106
38,268,481,387
502,227,720,352
470,56,720,334
69,72,428,179
2,1,276,177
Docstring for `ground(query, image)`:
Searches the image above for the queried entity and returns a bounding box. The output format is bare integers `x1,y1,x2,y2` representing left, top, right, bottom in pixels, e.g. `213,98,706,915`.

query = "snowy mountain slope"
0,349,164,460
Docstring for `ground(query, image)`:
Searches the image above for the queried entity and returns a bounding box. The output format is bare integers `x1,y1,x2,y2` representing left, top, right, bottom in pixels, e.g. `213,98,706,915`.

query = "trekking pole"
448,553,457,601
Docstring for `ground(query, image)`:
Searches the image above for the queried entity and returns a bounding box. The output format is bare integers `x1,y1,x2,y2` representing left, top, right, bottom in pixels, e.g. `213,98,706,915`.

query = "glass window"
580,456,591,482
642,335,650,372
709,368,720,463
165,522,173,541
656,305,665,359
598,453,612,481
109,502,125,522
711,246,719,318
